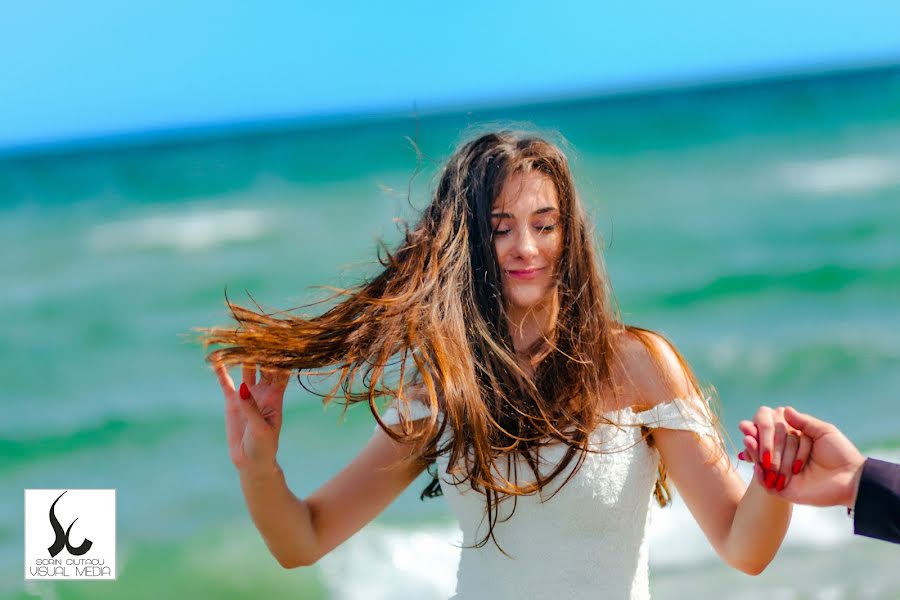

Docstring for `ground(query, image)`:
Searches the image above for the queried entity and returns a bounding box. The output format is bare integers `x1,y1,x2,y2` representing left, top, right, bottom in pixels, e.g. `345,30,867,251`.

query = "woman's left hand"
737,406,812,492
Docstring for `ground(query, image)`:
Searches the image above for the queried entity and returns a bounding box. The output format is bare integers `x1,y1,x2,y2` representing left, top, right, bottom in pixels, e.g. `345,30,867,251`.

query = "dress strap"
631,396,718,439
375,398,434,431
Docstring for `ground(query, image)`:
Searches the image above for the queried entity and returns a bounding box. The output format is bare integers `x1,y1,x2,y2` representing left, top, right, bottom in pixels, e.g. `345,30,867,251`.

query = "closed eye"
492,224,557,237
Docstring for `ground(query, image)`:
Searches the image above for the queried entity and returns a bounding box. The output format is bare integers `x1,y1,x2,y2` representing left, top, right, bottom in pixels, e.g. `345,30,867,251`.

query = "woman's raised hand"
214,362,291,475
738,405,812,493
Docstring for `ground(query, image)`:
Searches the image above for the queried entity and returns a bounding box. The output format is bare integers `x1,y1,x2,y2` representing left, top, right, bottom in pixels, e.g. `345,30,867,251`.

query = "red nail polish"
776,474,786,491
765,470,777,488
762,451,772,470
738,451,746,461
792,460,802,474
239,383,251,400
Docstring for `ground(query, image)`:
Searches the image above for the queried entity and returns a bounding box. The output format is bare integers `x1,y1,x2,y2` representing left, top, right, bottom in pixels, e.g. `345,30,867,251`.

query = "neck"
506,293,559,358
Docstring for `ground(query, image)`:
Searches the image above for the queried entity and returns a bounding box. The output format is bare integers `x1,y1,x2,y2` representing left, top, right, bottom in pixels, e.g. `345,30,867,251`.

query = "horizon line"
3,57,898,162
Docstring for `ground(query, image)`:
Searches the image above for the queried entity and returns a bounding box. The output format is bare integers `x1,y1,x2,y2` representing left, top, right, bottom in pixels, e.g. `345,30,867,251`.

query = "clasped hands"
738,406,810,493
737,405,866,508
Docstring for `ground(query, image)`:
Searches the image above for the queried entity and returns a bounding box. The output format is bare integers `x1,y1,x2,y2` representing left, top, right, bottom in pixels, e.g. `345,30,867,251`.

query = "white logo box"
24,489,116,580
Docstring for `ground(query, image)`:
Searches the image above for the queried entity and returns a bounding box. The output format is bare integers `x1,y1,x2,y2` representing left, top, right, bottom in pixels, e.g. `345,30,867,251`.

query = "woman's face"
491,170,563,315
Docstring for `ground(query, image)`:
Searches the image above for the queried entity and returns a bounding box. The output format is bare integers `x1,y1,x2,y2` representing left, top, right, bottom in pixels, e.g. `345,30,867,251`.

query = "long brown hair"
196,129,720,554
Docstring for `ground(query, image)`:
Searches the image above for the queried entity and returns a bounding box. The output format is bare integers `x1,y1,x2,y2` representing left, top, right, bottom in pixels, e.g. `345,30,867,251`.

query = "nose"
512,229,539,259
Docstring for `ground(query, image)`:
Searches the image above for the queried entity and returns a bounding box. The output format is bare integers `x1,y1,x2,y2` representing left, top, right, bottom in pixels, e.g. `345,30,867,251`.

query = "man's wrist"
844,456,867,509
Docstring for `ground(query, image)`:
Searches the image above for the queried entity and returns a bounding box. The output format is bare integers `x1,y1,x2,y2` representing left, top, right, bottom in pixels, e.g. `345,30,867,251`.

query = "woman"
200,130,806,598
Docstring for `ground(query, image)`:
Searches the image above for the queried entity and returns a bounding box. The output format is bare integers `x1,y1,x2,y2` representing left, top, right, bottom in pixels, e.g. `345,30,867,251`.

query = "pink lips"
506,267,545,280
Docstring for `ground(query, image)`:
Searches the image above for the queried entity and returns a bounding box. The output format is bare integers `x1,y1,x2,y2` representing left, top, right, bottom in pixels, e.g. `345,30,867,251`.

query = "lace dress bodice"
377,397,717,600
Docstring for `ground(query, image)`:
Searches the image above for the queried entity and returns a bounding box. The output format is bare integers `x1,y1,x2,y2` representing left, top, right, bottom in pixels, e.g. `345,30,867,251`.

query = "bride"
199,130,805,598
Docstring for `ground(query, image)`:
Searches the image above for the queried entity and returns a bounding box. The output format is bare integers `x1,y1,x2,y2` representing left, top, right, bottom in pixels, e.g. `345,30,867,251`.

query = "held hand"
214,362,291,475
739,407,865,507
737,405,811,493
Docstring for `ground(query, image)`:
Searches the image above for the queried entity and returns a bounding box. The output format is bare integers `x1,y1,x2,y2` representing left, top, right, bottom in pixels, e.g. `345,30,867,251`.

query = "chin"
504,286,554,312
507,296,543,311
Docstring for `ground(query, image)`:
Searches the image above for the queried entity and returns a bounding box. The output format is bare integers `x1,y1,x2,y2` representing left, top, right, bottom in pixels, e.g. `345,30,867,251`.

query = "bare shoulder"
609,327,697,411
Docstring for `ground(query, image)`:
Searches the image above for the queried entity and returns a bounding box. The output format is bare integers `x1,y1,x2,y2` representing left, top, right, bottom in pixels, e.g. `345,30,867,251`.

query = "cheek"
544,236,563,269
493,238,511,265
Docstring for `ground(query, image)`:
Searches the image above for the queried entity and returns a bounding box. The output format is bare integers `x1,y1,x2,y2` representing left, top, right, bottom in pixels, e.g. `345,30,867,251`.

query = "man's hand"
740,407,865,508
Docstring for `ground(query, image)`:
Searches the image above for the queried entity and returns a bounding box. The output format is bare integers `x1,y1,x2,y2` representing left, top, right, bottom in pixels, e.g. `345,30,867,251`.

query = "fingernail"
762,451,772,470
765,470,777,488
776,473,786,491
738,451,746,461
239,383,251,400
792,460,802,475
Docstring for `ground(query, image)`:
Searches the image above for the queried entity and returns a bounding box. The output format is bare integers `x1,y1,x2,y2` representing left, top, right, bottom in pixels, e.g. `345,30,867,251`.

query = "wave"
87,207,270,253
703,335,900,385
0,414,191,472
657,262,900,307
779,155,900,196
317,522,461,600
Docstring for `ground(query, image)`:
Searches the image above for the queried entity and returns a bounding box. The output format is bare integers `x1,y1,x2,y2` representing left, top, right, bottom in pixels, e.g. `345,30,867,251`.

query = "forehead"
491,170,559,212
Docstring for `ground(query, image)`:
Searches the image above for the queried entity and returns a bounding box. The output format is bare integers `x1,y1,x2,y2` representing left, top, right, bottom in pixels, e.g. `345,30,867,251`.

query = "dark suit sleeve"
853,458,900,544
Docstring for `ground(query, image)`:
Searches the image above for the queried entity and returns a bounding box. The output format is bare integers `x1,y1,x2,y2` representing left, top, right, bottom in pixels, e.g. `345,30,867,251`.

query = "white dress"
378,396,718,600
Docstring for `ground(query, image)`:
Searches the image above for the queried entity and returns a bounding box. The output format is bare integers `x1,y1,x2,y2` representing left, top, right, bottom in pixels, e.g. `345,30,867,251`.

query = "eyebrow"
490,207,559,219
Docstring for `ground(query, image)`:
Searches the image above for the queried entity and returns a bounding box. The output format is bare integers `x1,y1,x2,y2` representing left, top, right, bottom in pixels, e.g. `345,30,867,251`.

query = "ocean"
3,65,899,599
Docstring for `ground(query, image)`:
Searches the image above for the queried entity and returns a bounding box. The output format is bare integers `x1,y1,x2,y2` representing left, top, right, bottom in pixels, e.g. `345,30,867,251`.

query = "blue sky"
2,1,899,151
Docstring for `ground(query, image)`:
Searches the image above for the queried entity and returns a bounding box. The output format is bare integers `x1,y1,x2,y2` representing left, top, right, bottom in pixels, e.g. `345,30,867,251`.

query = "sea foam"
88,207,269,253
778,154,900,196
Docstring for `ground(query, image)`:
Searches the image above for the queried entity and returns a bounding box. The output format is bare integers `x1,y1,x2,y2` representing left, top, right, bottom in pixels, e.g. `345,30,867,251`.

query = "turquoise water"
3,66,900,598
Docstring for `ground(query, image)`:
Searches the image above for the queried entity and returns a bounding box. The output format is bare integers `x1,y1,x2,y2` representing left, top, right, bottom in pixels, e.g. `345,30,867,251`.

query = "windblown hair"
197,129,720,554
